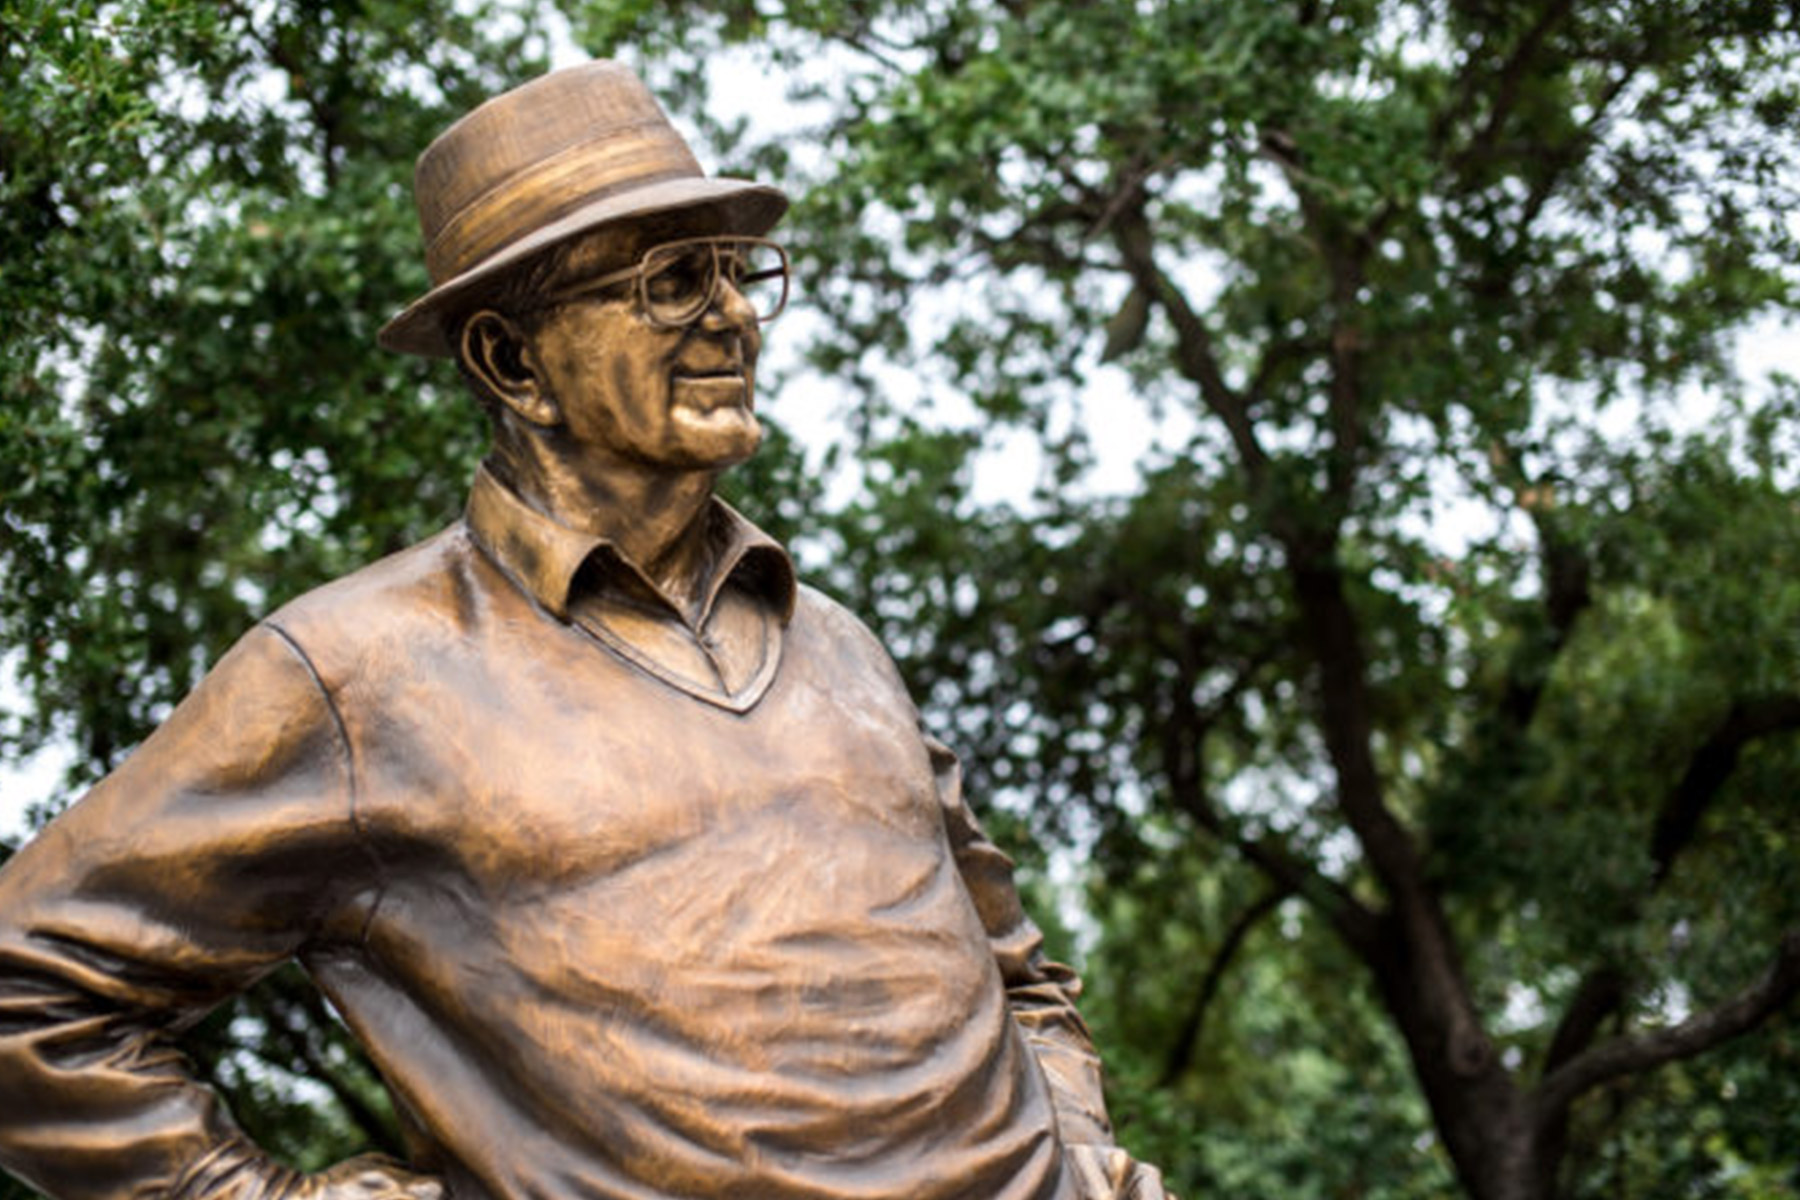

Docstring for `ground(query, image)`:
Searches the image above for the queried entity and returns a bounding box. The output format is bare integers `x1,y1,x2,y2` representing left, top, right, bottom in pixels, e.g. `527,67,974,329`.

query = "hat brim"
378,176,788,358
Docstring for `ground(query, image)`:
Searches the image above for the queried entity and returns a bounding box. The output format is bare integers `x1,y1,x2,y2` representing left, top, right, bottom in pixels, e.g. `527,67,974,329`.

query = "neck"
490,435,719,622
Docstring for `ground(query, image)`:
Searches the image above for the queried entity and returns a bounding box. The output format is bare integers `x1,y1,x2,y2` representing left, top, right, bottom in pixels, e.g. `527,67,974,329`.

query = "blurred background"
3,1,1799,1196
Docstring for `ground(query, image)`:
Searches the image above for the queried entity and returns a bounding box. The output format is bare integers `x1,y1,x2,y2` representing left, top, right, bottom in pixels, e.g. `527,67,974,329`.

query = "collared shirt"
465,467,793,711
0,468,1115,1200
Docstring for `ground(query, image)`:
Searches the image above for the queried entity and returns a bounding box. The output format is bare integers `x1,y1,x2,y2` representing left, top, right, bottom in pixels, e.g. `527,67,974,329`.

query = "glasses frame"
534,235,790,329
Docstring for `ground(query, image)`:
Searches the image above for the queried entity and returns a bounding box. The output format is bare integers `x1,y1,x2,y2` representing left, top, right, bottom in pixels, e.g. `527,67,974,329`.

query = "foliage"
0,0,539,784
5,0,1800,1196
569,1,1800,1196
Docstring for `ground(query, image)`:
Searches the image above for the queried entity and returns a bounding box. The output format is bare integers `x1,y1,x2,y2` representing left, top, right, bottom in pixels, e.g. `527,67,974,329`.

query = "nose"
700,278,760,331
698,278,761,364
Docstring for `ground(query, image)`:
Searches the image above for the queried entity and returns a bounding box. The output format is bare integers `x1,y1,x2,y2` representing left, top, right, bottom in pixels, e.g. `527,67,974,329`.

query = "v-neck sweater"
0,471,1114,1200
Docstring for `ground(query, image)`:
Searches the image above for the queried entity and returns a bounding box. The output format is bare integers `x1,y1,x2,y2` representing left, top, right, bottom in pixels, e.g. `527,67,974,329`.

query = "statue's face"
525,240,764,473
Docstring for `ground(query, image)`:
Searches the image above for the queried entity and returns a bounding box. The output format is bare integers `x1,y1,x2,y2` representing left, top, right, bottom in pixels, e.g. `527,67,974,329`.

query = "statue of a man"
0,62,1168,1200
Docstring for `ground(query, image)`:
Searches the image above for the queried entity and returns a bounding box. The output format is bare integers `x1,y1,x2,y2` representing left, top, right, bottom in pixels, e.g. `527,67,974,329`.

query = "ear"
460,309,560,427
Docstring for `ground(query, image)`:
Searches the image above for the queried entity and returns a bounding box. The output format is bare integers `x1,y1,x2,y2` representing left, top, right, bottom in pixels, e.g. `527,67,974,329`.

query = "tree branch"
219,0,347,187
1285,544,1501,1081
1175,787,1379,955
1324,316,1365,505
1081,153,1167,243
1536,930,1800,1119
1544,693,1800,1072
1255,128,1368,505
1651,694,1800,885
1440,0,1580,179
1123,111,1494,1099
1506,65,1635,251
1285,548,1421,901
1474,437,1593,731
1148,630,1380,954
1244,330,1326,413
1159,885,1292,1086
1108,204,1269,486
1501,514,1593,730
824,23,912,75
1543,965,1626,1075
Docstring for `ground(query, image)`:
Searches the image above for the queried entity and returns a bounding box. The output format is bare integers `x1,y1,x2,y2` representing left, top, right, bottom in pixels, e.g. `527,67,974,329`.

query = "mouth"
671,366,753,413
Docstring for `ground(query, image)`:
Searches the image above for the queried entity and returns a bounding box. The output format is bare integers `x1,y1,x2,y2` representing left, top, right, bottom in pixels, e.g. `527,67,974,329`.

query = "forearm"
0,956,296,1200
1010,975,1176,1200
921,723,1171,1195
178,1147,442,1200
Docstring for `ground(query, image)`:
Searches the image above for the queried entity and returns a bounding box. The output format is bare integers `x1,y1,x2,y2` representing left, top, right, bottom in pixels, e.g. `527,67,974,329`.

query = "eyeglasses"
537,235,790,328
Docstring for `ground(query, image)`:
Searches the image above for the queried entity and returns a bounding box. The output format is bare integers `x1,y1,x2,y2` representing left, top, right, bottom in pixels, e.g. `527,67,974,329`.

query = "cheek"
573,340,672,445
606,353,642,425
537,321,593,394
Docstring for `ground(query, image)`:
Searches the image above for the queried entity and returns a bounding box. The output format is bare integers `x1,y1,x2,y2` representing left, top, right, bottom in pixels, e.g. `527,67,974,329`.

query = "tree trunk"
1367,937,1560,1200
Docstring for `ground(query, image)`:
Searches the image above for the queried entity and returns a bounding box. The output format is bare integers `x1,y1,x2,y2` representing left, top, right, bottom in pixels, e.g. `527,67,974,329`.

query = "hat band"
425,123,704,284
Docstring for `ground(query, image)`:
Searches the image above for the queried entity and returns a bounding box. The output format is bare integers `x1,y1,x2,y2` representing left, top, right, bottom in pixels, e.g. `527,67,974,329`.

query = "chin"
712,421,764,468
669,410,766,471
671,414,763,471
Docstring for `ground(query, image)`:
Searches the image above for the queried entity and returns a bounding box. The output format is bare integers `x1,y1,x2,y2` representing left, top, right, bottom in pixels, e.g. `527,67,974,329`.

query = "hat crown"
412,62,704,286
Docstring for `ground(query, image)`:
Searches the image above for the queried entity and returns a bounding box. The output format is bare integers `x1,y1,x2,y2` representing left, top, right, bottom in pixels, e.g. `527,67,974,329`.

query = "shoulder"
793,582,883,650
790,582,916,699
265,523,488,633
259,521,511,677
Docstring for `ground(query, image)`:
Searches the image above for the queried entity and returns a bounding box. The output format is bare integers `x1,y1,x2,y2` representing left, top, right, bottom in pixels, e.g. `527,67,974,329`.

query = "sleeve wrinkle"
260,621,357,838
260,620,388,946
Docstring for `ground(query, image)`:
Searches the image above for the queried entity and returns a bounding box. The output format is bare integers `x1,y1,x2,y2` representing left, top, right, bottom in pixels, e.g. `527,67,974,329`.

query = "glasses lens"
639,243,716,326
636,239,790,327
718,241,789,322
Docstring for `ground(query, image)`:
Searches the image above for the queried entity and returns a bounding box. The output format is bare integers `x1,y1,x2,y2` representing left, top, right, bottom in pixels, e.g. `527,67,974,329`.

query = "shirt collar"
465,463,796,625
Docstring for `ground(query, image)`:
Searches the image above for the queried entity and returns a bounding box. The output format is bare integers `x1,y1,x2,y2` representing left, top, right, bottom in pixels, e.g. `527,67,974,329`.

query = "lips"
671,367,751,415
672,338,753,410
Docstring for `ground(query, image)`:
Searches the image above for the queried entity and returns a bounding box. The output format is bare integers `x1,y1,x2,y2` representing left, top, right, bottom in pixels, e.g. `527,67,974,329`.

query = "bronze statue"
0,61,1169,1200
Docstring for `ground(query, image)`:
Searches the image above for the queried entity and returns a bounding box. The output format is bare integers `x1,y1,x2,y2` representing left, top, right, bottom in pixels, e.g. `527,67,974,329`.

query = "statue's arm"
0,625,436,1200
929,734,1175,1199
924,733,1115,1146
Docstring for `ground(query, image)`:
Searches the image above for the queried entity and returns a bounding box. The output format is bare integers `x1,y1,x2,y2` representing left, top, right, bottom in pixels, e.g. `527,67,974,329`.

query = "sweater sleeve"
924,732,1116,1149
0,623,371,1200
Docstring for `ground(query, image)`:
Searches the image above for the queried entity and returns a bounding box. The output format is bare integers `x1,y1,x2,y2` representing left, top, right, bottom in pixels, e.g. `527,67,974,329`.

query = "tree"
5,0,1800,1197
0,0,552,1180
565,1,1800,1196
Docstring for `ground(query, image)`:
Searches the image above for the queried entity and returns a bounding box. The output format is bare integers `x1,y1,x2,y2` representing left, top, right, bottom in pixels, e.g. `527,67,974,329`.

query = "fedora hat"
379,61,788,358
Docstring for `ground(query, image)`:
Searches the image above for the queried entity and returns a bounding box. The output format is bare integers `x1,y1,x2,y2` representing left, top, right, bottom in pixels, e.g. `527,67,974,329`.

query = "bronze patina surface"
0,60,1170,1200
